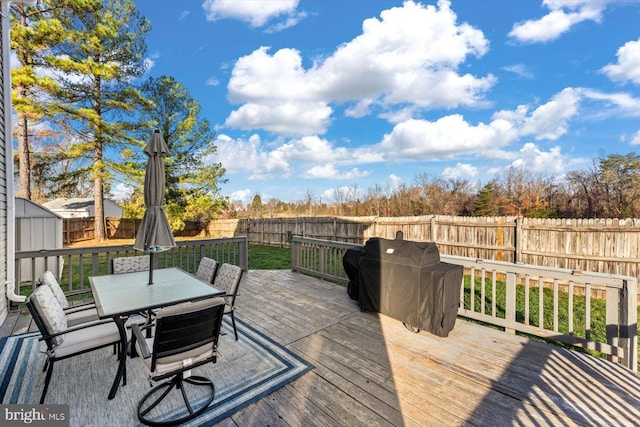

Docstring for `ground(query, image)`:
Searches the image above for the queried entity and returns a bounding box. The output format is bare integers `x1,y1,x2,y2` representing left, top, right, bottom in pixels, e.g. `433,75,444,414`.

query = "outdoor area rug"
0,317,313,426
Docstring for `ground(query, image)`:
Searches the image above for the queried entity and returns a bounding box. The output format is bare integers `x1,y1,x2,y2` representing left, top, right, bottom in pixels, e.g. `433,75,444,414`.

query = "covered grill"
345,237,463,337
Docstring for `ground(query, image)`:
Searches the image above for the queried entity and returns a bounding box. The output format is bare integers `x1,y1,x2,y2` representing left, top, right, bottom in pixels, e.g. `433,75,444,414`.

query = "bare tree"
493,166,557,216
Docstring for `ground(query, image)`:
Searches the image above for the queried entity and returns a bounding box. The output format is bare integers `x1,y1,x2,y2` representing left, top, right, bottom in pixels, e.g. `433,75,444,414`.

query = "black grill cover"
343,246,364,301
356,237,463,337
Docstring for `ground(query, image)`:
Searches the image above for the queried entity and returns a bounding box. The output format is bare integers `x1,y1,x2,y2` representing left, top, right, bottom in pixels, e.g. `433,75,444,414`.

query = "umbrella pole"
148,252,154,285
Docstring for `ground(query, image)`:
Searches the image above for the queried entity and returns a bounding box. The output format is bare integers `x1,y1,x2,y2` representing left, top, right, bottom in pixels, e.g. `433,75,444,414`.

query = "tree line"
11,0,226,240
233,153,640,219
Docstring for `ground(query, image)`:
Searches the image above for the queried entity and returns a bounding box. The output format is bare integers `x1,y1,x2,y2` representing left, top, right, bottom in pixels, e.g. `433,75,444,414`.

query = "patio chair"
112,255,151,274
130,297,225,426
112,255,155,326
39,271,99,326
195,257,218,284
211,263,243,341
26,285,122,404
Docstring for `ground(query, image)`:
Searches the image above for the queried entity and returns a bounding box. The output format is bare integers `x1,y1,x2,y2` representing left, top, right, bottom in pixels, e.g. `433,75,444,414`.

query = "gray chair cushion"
212,264,242,310
29,286,67,345
52,321,120,358
39,270,99,326
39,271,68,309
212,264,242,295
112,255,150,274
137,339,215,376
196,258,218,283
65,308,100,327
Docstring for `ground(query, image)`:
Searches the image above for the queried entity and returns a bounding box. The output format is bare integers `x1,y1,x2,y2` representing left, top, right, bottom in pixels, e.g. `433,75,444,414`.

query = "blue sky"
131,0,640,206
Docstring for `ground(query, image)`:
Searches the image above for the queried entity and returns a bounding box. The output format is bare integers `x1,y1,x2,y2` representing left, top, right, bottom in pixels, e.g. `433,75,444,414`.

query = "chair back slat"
152,298,225,363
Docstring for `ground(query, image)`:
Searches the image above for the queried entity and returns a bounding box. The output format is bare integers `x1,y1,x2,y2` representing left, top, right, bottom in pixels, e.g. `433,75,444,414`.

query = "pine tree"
474,182,499,216
10,1,67,199
48,0,150,240
125,75,226,229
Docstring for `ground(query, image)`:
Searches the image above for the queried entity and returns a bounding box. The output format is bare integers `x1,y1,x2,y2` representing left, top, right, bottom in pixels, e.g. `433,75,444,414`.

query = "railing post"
200,245,206,264
620,279,638,372
239,236,249,271
291,237,299,272
319,245,326,278
606,286,620,364
505,271,516,334
515,216,522,264
91,253,100,276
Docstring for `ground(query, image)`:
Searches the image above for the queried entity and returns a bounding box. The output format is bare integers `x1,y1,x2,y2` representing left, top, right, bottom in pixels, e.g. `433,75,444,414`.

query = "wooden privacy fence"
63,217,141,244
291,236,638,372
64,218,205,244
63,216,640,289
208,216,640,290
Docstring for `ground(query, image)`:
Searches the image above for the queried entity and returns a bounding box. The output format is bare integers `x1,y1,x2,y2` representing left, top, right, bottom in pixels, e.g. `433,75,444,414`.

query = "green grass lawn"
462,275,607,341
461,276,608,350
248,244,291,269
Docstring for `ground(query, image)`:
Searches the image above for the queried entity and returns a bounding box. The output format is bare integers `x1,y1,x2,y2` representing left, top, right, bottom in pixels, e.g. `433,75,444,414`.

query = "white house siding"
0,3,8,325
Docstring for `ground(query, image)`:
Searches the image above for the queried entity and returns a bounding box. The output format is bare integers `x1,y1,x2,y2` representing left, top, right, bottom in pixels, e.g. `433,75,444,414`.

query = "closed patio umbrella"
134,129,176,284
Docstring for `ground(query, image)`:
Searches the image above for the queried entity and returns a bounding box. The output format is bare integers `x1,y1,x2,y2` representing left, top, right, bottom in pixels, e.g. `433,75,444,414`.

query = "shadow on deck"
4,270,640,426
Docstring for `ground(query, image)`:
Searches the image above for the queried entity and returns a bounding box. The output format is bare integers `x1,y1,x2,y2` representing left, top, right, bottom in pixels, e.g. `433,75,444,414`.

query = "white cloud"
388,174,402,190
502,64,534,79
322,185,362,202
581,89,640,117
277,136,347,163
212,132,380,182
229,189,252,205
224,0,494,135
378,115,517,160
265,11,307,33
212,134,290,179
521,87,580,140
205,77,220,86
509,0,614,43
215,86,639,184
315,0,493,107
601,38,640,85
509,143,567,173
630,131,640,145
321,188,337,201
302,164,370,180
111,183,133,201
345,98,375,118
143,57,155,72
179,10,190,21
441,163,478,179
374,87,591,162
224,101,333,135
202,0,299,27
227,47,313,103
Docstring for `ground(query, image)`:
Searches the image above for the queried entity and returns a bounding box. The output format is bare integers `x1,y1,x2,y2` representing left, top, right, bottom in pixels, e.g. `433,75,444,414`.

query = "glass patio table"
89,267,224,400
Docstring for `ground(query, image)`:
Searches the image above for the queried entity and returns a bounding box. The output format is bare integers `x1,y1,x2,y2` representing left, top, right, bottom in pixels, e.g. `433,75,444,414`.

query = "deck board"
235,270,640,427
6,270,640,426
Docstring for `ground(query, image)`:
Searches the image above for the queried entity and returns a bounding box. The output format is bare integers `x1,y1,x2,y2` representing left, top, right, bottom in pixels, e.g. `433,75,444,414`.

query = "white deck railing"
14,237,248,297
291,236,638,372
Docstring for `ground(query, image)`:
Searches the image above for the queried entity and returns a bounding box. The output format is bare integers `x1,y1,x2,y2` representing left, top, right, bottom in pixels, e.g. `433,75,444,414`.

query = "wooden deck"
4,270,640,426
